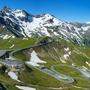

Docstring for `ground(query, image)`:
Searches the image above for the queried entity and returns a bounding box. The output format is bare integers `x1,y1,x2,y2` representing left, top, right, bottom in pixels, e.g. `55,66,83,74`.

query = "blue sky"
0,0,90,22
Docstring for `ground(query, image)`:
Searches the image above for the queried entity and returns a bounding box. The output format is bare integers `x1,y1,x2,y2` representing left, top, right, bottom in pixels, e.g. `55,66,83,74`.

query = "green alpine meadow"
0,1,90,90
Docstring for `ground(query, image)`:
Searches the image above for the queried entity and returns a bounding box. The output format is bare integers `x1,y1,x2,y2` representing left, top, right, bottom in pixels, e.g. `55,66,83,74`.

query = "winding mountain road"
0,42,90,90
51,64,90,79
7,42,74,84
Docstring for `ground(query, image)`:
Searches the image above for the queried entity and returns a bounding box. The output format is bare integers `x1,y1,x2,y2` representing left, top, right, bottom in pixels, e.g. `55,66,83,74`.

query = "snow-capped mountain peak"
1,6,12,13
0,7,90,45
13,9,27,18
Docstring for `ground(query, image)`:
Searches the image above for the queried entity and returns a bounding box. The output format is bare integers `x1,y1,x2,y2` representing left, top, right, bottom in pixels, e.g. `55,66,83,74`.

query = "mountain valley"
0,7,90,90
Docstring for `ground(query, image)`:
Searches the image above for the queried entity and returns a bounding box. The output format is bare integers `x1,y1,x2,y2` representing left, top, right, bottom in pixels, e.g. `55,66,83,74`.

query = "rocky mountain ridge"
0,6,90,45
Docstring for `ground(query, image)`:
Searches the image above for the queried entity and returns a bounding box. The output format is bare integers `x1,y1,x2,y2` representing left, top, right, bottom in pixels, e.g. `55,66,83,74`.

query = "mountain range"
0,6,90,45
0,6,90,90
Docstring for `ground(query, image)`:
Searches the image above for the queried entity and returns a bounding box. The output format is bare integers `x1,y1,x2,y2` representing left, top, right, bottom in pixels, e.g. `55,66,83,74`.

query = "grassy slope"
0,37,90,90
0,37,38,90
0,37,37,50
0,73,20,90
20,39,90,90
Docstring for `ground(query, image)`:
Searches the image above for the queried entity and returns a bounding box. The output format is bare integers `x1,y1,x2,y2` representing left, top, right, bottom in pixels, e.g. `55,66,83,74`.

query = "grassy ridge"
0,38,37,50
0,37,90,90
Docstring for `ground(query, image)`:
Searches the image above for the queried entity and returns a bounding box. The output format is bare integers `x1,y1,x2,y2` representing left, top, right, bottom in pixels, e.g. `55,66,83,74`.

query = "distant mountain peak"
13,9,29,17
1,6,12,13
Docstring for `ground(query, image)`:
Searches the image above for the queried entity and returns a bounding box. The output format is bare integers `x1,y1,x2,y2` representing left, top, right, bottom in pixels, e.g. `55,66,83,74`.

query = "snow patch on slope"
9,44,14,49
16,85,36,90
26,50,46,67
8,71,20,82
3,35,11,39
63,47,71,60
86,61,90,67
